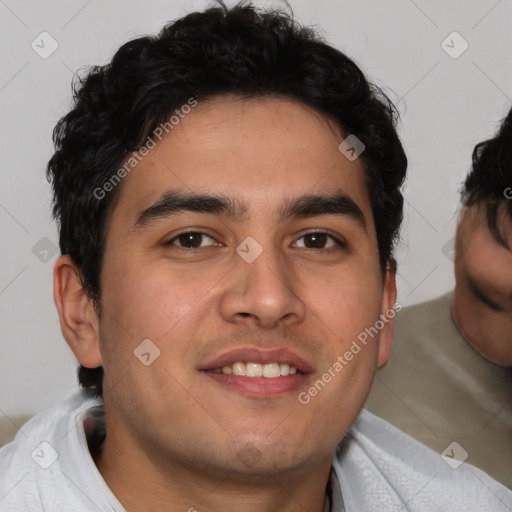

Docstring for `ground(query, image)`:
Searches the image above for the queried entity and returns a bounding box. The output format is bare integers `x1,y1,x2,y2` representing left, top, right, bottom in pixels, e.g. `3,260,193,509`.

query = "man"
366,107,512,488
0,3,510,511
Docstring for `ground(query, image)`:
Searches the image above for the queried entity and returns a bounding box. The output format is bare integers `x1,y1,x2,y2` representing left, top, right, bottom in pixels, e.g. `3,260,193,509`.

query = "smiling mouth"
199,347,313,396
201,362,310,397
203,361,304,377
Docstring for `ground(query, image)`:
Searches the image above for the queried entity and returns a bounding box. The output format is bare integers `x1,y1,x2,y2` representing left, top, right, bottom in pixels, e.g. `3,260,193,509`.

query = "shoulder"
0,389,102,511
395,291,453,331
334,409,512,511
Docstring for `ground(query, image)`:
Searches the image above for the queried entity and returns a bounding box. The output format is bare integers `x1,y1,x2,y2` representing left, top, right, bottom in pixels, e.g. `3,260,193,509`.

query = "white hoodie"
0,388,511,511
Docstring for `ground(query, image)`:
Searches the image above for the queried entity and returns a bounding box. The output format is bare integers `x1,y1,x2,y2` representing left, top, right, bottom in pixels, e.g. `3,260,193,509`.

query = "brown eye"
167,232,216,249
294,232,344,250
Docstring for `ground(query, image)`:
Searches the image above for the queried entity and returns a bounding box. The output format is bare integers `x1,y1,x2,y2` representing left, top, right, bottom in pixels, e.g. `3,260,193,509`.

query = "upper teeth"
210,362,298,377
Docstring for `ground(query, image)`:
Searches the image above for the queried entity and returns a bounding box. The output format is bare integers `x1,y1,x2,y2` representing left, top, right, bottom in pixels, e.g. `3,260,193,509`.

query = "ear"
53,254,102,368
376,266,397,367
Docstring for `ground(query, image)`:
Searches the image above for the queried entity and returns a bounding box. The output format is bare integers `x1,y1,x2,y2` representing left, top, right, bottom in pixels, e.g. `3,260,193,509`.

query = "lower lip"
201,371,309,397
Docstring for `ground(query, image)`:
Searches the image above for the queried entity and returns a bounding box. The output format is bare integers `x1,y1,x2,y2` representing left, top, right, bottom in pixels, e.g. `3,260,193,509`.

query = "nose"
219,242,307,329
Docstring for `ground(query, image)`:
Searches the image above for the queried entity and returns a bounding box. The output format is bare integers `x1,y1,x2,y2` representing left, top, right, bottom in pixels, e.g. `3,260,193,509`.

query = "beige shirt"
366,291,512,488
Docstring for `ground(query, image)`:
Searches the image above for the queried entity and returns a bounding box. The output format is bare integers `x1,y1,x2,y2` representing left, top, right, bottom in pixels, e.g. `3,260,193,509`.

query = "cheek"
103,259,223,338
468,307,511,343
303,266,383,344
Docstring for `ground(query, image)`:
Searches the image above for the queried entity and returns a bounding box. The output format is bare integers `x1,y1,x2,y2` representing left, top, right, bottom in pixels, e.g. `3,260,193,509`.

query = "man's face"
93,96,395,477
453,202,512,366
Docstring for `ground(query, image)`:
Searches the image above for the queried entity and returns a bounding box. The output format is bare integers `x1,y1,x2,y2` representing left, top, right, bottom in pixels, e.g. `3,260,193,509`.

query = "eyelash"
164,230,346,253
470,284,504,312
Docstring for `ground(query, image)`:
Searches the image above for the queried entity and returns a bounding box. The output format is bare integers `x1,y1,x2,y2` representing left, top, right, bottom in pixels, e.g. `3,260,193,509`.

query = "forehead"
112,96,373,227
460,204,512,290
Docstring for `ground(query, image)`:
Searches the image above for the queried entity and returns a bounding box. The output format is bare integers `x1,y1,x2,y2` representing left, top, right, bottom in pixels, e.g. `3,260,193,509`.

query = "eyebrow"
133,189,366,231
467,277,504,312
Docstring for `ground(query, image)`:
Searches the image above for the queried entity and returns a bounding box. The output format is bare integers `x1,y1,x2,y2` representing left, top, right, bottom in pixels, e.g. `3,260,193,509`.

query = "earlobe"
376,267,397,367
53,255,102,368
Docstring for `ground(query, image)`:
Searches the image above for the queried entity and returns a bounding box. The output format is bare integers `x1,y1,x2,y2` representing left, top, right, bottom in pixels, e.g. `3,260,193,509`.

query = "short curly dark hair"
47,1,407,399
461,106,512,249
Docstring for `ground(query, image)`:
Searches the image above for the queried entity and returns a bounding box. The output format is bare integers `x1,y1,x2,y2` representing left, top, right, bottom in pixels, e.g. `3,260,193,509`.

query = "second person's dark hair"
462,106,512,248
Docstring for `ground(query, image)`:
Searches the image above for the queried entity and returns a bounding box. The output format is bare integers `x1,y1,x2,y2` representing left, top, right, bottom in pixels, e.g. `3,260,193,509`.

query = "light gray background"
1,0,511,415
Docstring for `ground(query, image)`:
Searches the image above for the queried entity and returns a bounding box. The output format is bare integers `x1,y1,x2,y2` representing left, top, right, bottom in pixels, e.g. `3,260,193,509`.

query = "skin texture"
53,96,396,512
452,202,512,367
